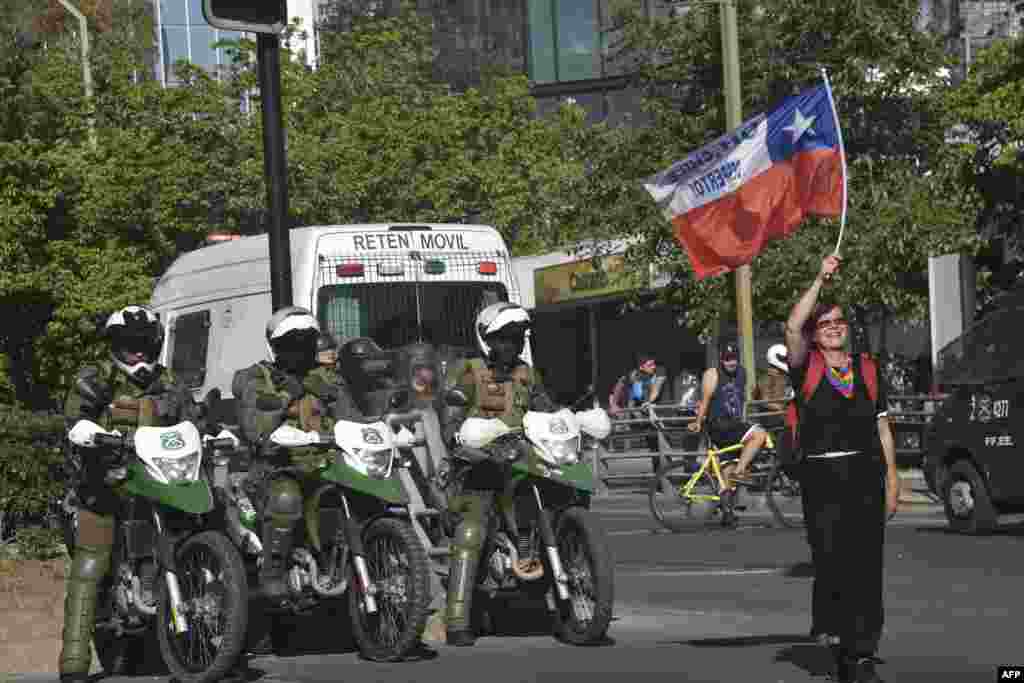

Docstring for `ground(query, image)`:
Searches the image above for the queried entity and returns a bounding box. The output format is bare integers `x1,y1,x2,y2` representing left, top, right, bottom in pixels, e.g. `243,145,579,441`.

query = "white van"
150,223,522,414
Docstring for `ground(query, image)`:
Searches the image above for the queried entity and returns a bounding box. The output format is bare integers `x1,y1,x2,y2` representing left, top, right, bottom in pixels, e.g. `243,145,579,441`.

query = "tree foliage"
944,37,1024,314
577,0,982,342
0,3,593,406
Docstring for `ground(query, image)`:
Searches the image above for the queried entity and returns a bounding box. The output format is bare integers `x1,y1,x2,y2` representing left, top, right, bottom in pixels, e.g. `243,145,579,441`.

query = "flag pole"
820,66,848,256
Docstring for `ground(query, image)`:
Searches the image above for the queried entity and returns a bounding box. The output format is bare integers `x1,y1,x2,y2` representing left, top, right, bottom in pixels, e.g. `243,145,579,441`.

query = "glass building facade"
527,0,605,84
157,0,242,84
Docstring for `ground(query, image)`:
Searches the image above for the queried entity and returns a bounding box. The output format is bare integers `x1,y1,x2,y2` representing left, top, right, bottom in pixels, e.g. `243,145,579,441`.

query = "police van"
149,223,522,418
924,298,1024,534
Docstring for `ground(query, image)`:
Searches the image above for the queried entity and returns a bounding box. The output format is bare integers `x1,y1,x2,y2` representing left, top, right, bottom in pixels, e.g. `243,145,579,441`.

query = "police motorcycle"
228,398,432,661
64,388,249,683
339,338,616,645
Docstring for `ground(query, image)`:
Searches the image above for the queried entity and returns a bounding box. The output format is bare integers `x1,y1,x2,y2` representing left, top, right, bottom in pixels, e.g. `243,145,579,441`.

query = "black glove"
304,373,340,402
271,368,304,402
74,368,112,415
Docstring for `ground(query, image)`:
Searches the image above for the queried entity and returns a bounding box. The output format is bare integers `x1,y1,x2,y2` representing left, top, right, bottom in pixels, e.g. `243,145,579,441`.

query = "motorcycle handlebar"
385,410,424,429
206,437,237,451
94,433,125,448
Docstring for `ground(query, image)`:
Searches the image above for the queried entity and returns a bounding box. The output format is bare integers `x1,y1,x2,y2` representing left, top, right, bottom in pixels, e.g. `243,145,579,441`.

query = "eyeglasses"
816,317,848,331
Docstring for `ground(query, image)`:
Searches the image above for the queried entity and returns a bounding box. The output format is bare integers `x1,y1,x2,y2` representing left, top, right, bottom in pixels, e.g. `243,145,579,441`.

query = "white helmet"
105,305,164,385
265,306,320,365
475,302,531,362
767,344,788,373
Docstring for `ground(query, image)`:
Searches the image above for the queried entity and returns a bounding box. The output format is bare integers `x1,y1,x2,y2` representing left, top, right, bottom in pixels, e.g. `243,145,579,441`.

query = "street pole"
257,33,293,310
57,0,96,150
719,0,755,399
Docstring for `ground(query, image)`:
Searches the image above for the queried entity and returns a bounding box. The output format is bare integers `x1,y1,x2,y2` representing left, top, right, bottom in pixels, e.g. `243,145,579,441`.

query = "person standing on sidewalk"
785,255,899,683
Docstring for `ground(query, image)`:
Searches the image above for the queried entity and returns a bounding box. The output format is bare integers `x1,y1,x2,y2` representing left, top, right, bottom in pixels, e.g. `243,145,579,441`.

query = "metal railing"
591,394,948,495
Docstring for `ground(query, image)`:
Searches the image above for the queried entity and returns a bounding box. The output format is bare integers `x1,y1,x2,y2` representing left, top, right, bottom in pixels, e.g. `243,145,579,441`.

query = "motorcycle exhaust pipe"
342,495,377,614
533,486,569,601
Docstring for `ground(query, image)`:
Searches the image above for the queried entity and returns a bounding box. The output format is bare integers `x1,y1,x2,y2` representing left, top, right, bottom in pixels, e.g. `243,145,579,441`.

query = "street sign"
202,0,287,34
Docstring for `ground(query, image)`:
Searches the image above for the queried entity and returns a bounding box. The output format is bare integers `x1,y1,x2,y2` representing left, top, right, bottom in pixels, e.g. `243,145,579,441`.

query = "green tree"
944,37,1024,314
576,0,981,342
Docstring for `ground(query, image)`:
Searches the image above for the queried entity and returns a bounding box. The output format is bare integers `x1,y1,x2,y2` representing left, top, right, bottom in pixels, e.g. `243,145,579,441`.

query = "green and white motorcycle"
392,395,616,645
229,416,431,661
66,417,249,683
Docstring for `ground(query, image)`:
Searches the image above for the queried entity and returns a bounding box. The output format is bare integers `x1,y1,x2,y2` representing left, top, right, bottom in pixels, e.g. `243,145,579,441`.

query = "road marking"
617,567,786,577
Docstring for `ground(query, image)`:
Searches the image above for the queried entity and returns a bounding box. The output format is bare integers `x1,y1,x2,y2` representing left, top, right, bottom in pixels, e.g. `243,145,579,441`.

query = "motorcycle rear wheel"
348,516,431,661
156,530,248,683
551,506,614,645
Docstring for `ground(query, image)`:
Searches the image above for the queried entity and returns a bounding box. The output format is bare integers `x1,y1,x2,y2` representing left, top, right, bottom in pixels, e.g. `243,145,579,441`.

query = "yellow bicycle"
648,427,803,531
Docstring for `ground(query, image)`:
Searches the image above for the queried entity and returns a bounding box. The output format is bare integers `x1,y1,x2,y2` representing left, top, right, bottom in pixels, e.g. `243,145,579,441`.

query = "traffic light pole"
257,33,293,310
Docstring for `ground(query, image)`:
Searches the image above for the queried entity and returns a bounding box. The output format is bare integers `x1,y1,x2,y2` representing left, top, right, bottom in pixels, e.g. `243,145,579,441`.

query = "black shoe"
60,674,89,683
851,657,884,683
446,628,476,647
247,631,275,656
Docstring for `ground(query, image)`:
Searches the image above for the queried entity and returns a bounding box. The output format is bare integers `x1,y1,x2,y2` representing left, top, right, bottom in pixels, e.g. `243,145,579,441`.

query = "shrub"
0,405,67,540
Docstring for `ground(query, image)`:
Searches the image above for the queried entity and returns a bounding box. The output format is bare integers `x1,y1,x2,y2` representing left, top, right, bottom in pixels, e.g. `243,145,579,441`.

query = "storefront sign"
534,255,638,306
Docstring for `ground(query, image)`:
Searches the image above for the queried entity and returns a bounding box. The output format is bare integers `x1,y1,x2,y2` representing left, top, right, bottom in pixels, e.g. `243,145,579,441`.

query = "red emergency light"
478,261,498,275
336,262,365,278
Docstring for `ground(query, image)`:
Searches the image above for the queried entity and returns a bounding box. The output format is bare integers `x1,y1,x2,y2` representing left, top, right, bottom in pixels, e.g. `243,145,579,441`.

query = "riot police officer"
60,305,194,682
442,302,556,646
233,307,362,601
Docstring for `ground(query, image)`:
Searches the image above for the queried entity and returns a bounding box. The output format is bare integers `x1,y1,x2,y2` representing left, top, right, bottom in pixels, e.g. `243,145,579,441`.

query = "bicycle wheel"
649,458,722,532
766,460,805,528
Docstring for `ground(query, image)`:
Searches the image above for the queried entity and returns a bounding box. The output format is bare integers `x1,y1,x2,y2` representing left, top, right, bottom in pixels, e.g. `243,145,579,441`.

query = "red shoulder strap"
802,349,825,402
785,349,825,441
860,353,878,401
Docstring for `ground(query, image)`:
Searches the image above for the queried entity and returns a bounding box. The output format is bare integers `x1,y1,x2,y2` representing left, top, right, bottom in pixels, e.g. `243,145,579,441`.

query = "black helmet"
720,340,740,361
317,332,338,354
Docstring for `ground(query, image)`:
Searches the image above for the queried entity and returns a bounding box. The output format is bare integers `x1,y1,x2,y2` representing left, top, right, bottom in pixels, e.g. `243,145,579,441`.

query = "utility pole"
57,0,96,149
719,0,755,398
257,33,293,310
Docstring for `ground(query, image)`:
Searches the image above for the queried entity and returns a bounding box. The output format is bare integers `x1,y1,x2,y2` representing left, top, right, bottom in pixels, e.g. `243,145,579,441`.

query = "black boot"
59,674,89,683
259,521,295,602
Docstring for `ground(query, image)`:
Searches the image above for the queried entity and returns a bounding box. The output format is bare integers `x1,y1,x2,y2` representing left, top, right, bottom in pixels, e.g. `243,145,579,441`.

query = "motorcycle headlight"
359,448,394,479
151,451,200,483
538,437,580,466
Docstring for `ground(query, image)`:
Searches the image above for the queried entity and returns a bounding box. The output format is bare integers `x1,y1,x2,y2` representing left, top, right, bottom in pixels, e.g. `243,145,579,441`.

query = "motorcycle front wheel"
550,506,614,645
156,530,248,683
348,516,431,661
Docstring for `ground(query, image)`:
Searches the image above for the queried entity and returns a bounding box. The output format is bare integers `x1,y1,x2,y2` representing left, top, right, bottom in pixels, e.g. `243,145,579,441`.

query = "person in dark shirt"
785,254,898,683
687,340,770,525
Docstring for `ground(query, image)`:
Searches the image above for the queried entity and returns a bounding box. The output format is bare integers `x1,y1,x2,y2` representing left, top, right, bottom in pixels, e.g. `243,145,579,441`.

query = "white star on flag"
783,108,817,143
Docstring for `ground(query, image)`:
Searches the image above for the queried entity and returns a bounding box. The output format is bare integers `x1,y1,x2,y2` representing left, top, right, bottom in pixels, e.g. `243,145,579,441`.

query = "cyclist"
687,340,770,524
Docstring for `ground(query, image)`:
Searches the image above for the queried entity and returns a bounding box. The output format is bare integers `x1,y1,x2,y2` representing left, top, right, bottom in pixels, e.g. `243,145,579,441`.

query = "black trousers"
800,453,886,657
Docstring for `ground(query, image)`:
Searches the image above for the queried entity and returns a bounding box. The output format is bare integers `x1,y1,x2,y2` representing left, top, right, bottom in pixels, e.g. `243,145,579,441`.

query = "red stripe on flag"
671,147,842,279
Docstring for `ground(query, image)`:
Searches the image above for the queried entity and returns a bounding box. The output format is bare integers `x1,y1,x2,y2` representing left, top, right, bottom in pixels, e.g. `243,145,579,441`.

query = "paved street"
10,494,1022,683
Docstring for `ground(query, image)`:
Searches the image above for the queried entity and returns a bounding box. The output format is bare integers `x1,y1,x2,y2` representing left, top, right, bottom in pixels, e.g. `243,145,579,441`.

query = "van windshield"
936,306,1024,384
317,282,509,352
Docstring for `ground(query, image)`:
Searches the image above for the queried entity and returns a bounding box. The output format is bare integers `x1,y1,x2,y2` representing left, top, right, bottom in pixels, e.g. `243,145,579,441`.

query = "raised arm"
688,367,719,432
785,255,841,369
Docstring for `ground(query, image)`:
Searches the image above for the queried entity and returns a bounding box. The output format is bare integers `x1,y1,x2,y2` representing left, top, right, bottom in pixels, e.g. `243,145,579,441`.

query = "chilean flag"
644,84,844,279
